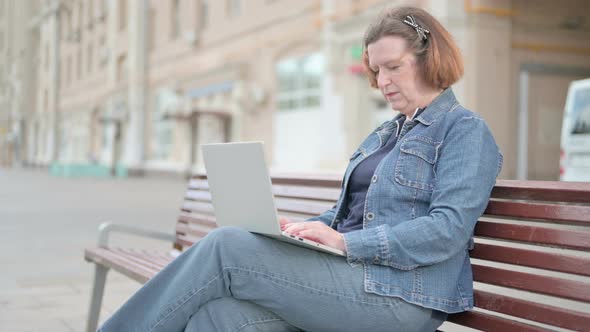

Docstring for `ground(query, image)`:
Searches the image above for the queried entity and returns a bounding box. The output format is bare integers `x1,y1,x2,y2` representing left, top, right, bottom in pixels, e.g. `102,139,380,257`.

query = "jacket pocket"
395,136,439,192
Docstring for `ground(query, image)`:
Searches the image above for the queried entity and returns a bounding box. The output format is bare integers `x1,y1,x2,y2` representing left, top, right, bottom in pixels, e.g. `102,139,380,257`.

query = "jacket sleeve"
342,116,503,270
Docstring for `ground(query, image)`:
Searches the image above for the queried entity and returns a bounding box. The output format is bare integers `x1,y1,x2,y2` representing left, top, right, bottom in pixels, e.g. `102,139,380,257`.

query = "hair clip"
403,15,430,41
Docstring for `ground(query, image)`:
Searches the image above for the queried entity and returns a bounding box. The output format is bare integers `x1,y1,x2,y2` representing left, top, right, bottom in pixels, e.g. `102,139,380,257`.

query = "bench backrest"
176,173,590,331
175,173,341,249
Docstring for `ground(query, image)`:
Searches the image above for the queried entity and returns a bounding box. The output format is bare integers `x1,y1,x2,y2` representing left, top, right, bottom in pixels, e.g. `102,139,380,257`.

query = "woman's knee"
208,226,251,241
207,226,259,249
185,297,292,332
185,297,232,331
195,226,262,261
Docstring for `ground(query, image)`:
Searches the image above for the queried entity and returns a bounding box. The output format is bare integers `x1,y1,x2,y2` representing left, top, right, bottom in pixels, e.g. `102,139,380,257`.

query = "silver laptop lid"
201,142,281,235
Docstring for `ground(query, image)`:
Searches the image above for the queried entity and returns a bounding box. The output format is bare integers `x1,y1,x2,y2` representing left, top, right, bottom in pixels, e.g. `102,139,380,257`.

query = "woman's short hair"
362,6,463,90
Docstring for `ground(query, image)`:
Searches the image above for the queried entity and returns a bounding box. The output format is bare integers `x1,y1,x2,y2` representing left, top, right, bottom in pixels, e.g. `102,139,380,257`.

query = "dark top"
337,109,424,233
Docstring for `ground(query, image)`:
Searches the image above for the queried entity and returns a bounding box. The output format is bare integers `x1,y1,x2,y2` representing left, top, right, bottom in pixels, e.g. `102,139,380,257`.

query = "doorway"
517,64,590,180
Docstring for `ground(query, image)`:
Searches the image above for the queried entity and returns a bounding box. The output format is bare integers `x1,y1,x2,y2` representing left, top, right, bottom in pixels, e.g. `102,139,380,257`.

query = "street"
0,168,187,331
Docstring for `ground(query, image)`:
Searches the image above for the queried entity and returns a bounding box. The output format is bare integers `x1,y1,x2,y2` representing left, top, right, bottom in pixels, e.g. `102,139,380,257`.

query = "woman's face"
367,35,428,116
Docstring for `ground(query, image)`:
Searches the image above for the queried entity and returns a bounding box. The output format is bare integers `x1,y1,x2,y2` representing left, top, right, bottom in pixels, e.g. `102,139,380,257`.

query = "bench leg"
86,265,109,332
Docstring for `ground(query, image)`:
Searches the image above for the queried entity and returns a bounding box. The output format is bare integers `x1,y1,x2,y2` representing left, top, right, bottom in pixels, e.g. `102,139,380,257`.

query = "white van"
560,78,590,181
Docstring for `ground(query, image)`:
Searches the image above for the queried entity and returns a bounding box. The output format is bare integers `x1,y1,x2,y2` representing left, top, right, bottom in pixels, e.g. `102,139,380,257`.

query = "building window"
66,55,72,86
45,44,49,71
171,0,181,39
58,58,63,88
149,9,156,51
98,35,107,67
87,43,93,74
43,90,48,113
151,92,174,160
77,48,82,80
62,12,70,40
117,55,127,82
227,0,241,17
78,2,84,40
571,87,590,135
95,0,107,21
276,53,324,112
87,0,93,29
119,0,127,31
199,0,209,29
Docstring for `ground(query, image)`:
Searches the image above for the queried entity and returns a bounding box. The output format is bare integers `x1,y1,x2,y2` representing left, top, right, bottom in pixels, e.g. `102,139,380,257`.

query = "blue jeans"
98,227,447,332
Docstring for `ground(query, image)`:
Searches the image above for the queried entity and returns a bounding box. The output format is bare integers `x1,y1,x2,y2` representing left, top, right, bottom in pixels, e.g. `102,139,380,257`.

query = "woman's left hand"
282,221,346,253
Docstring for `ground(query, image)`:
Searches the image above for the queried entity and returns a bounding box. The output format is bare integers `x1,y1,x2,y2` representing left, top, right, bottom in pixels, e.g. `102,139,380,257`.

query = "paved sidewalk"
0,168,187,332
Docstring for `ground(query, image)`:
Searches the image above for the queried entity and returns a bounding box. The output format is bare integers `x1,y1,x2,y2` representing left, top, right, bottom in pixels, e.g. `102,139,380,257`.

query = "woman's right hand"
279,216,293,231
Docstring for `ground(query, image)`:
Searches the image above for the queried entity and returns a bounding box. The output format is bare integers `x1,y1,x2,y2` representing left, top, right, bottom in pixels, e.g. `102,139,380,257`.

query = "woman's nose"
377,73,390,89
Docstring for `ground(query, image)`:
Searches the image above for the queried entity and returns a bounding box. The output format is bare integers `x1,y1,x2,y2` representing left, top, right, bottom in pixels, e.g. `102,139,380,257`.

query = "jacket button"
371,175,378,183
366,212,375,220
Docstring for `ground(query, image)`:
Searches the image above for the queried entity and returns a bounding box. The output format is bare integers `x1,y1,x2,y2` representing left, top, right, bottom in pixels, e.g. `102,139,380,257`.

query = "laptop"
201,141,345,257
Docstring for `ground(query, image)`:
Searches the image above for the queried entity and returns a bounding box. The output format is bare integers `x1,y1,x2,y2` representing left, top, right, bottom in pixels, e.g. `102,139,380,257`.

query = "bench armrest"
97,222,176,247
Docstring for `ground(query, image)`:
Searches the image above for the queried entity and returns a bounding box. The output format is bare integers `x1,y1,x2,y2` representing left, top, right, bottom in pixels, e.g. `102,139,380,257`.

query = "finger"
279,217,292,226
297,229,323,243
283,222,304,234
288,222,325,235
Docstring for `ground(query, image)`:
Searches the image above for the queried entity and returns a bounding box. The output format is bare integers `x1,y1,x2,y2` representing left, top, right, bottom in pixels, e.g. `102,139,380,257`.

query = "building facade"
3,0,590,179
0,0,40,167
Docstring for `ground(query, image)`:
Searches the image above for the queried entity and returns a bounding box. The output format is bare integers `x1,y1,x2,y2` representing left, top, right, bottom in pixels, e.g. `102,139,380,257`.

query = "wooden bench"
84,173,590,332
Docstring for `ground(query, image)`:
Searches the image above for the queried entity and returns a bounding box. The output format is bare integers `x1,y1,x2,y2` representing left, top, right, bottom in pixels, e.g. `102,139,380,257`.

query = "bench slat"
85,248,159,284
187,185,340,204
129,249,174,267
474,290,590,331
191,176,590,203
188,179,209,190
272,184,340,201
105,248,169,270
110,248,170,272
176,223,217,239
492,180,590,203
177,212,218,228
176,235,204,248
176,238,194,248
191,174,343,188
485,200,590,225
447,310,551,332
186,184,341,203
184,190,211,202
474,220,590,250
470,243,590,277
182,201,215,215
181,198,331,219
275,198,334,216
472,264,590,303
183,190,336,217
114,248,172,270
269,174,342,187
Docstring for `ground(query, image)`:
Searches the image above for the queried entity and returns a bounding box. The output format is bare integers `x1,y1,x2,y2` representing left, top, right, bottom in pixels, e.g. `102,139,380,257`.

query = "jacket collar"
414,88,459,126
375,88,459,138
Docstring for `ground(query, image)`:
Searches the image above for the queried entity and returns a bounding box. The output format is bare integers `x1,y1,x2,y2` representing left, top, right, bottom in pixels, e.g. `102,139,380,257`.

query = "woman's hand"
279,216,293,229
280,218,346,253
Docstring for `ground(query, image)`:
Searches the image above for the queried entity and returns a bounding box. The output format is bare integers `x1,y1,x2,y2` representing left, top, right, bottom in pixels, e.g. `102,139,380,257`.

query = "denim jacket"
308,88,503,313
